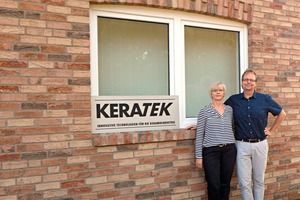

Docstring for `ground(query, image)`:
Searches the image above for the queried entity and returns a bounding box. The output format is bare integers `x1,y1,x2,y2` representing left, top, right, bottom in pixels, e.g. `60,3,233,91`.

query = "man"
224,69,286,200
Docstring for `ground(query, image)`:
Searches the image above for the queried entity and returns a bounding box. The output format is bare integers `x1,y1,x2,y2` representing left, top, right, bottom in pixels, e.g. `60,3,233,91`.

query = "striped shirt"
195,104,235,159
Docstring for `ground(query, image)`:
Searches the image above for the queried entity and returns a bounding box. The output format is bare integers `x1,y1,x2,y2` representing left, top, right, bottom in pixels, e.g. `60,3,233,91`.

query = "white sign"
91,96,179,133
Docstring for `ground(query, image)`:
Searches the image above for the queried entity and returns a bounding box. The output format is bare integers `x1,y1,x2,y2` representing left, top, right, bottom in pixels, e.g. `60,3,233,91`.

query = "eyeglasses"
242,78,256,83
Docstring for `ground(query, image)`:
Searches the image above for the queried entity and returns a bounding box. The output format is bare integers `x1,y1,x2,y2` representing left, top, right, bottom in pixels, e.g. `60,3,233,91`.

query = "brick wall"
0,0,299,200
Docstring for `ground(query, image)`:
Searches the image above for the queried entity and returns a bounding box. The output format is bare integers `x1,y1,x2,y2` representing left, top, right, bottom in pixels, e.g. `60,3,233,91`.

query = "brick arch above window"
90,0,253,23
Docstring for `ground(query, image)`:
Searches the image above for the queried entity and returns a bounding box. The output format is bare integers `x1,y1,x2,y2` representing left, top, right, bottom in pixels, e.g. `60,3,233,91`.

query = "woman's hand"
196,158,203,169
185,125,197,130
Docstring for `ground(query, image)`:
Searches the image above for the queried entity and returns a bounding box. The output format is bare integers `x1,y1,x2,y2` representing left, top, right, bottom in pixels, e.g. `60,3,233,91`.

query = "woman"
189,82,237,200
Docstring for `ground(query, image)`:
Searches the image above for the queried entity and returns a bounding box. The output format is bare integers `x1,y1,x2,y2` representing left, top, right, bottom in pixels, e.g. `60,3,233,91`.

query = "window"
185,26,239,118
97,17,169,96
90,5,248,128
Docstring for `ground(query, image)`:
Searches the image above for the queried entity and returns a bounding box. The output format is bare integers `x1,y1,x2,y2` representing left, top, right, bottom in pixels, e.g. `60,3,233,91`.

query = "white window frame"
90,5,248,128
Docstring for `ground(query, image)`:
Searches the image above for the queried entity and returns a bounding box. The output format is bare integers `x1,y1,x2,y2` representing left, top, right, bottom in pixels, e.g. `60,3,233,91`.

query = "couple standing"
187,69,286,200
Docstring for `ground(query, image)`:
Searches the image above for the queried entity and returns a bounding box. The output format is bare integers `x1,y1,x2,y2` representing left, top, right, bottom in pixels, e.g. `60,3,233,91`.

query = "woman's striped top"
195,104,235,159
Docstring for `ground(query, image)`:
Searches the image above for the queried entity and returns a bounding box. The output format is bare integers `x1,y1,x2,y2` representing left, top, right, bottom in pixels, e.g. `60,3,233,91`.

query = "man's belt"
237,138,266,143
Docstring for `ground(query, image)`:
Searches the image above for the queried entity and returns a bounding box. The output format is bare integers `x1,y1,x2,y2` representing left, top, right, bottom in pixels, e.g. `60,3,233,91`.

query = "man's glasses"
242,78,256,83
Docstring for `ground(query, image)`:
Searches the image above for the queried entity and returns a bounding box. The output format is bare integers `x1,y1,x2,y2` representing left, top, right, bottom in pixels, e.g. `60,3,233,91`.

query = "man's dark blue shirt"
224,92,282,140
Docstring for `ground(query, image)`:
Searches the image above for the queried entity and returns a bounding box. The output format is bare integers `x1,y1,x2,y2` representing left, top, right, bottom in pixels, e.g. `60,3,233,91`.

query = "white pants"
236,140,268,200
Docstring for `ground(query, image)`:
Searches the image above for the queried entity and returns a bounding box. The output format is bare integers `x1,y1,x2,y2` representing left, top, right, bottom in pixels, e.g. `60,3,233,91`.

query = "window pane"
185,26,239,118
98,17,169,96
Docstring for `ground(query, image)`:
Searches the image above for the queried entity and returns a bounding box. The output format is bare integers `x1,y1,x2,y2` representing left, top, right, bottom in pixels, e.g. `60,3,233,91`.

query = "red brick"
0,102,20,111
41,0,65,6
0,69,20,76
0,153,20,161
129,171,150,179
115,166,135,174
0,129,15,136
91,168,114,177
43,126,69,134
61,164,85,172
48,102,72,109
68,171,91,179
0,42,12,50
1,145,15,153
0,61,26,69
15,127,43,135
16,144,43,152
155,175,174,183
67,63,90,70
21,69,47,76
28,94,54,101
95,160,119,168
71,8,89,16
0,170,22,178
48,86,72,93
172,147,193,154
15,111,42,118
114,195,136,200
62,180,85,188
100,134,109,146
0,136,21,145
67,94,90,101
7,185,35,195
41,45,66,53
109,134,117,144
73,55,90,62
77,193,98,200
177,164,196,173
73,148,97,155
0,77,27,85
74,132,92,140
23,168,48,176
270,3,282,10
19,2,45,11
35,118,62,126
166,131,173,140
72,102,90,109
68,110,90,117
176,173,192,180
90,153,112,162
0,34,20,43
98,190,120,198
93,135,101,146
42,13,65,21
228,0,234,17
191,182,207,191
139,157,160,164
19,193,43,200
42,158,67,166
68,186,91,195
20,53,46,60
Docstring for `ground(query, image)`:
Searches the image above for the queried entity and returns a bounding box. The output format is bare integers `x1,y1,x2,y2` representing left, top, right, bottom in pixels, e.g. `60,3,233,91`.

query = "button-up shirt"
224,92,282,140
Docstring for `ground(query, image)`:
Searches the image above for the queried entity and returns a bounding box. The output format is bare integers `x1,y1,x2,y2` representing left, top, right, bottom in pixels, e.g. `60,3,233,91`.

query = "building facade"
0,0,299,199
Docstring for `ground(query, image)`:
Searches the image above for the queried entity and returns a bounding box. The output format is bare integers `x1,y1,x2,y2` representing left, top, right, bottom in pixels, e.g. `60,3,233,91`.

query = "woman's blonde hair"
209,82,226,98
